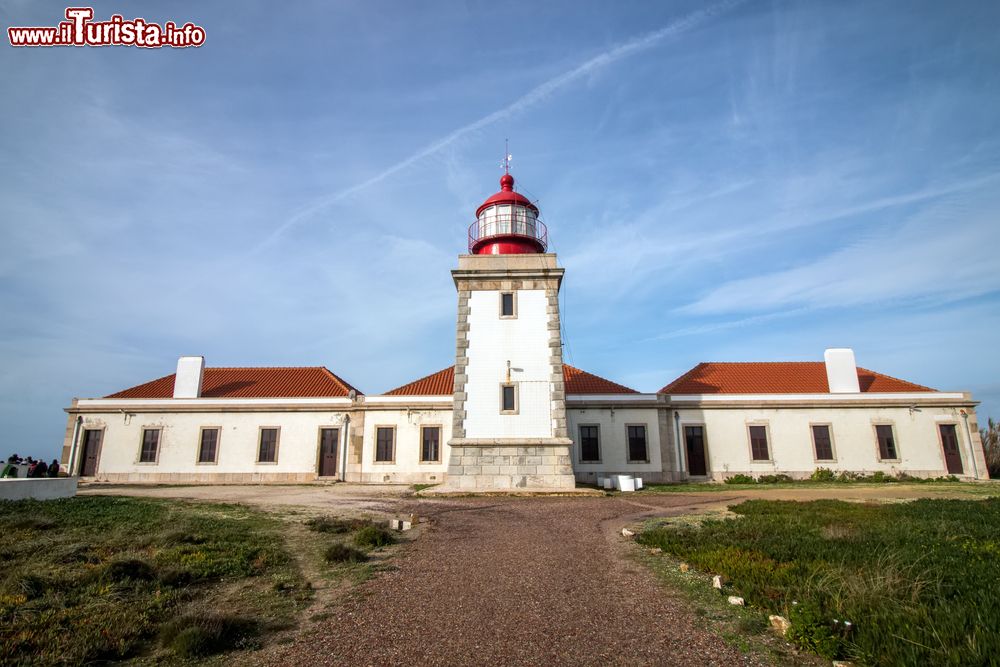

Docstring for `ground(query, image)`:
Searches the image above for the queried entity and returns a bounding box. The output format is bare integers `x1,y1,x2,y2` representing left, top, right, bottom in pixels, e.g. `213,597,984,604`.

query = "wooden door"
684,425,707,476
79,429,102,476
318,428,340,477
939,424,964,475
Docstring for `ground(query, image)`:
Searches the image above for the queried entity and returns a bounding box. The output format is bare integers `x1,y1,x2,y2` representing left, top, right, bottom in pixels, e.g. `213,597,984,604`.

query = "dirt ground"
77,480,995,515
77,482,997,665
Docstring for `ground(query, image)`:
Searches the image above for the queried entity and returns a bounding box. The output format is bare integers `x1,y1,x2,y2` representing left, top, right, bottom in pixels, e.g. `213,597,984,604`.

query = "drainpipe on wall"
67,415,83,476
339,415,351,482
960,410,980,479
673,410,684,480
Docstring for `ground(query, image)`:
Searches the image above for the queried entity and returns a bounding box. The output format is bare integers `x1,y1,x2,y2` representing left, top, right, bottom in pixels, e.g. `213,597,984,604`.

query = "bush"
323,543,368,564
157,567,193,588
787,601,844,659
810,468,835,482
102,559,156,583
16,573,49,600
305,516,372,534
757,474,793,484
353,525,394,549
159,614,259,658
724,474,756,485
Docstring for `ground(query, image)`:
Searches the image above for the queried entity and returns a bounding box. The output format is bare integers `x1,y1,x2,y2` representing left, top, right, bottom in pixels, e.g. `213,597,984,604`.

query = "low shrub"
787,601,844,659
353,525,394,549
157,567,193,588
305,516,372,534
810,467,836,482
757,474,793,484
15,573,49,600
323,543,368,564
102,559,156,583
724,474,756,485
159,614,259,658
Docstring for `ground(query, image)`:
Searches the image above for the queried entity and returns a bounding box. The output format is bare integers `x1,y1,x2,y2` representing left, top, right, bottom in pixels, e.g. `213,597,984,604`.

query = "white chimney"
173,356,205,398
824,348,860,393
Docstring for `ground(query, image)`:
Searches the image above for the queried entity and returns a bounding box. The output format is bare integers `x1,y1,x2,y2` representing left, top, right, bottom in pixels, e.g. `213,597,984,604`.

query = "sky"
1,0,999,462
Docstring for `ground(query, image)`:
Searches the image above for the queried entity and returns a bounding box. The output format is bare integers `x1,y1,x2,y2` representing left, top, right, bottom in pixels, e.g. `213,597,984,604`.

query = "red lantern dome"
468,173,548,255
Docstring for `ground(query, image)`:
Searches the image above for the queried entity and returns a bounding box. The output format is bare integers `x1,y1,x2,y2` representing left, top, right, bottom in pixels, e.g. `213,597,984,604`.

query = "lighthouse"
446,170,576,489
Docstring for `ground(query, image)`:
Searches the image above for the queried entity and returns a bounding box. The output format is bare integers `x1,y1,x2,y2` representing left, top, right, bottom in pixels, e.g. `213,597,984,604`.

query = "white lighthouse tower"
446,169,576,489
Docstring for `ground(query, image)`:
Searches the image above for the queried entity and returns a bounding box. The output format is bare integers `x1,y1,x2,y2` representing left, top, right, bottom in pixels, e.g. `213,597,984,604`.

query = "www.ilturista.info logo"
8,7,205,48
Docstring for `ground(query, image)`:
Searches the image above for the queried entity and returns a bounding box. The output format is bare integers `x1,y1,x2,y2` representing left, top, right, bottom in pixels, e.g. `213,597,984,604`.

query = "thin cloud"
251,0,747,253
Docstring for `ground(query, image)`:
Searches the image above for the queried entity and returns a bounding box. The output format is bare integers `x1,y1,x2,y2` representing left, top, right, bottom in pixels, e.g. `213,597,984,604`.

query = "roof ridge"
206,365,329,370
318,366,364,396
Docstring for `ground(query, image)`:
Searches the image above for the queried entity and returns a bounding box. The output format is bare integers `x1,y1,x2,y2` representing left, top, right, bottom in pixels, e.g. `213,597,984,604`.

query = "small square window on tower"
500,383,518,414
499,292,516,318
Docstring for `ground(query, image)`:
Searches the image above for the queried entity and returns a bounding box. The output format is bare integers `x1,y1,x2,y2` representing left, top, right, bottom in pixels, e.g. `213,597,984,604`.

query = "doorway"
684,425,707,477
938,424,964,475
318,427,340,477
79,429,102,476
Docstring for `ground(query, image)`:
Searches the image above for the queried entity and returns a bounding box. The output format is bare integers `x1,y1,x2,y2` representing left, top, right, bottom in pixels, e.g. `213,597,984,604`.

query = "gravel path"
257,494,767,666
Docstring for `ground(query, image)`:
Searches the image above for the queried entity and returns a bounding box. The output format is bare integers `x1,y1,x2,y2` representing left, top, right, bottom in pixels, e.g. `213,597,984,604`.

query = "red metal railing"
468,213,548,253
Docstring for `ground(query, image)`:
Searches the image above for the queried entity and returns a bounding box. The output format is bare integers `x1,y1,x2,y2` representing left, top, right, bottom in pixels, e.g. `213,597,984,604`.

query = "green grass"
412,483,438,492
637,498,1000,665
639,480,1000,495
0,496,312,664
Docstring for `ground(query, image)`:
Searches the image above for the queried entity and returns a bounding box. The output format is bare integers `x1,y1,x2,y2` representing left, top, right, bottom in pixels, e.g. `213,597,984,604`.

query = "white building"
59,173,990,487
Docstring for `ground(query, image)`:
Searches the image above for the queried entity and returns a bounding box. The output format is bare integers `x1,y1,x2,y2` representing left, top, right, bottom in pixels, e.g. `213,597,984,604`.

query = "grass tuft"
304,516,373,534
102,558,157,583
353,524,394,549
323,543,368,564
159,614,259,657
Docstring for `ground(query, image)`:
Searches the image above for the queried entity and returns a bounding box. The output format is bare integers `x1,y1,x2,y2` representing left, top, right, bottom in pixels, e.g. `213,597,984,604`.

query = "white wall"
77,410,349,480
676,404,984,479
464,289,552,438
0,478,78,501
567,407,662,478
361,408,452,483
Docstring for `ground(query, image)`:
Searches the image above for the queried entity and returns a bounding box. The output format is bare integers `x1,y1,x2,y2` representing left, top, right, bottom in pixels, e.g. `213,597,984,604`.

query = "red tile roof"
563,364,639,395
383,364,639,396
105,367,362,399
659,362,934,395
383,366,456,396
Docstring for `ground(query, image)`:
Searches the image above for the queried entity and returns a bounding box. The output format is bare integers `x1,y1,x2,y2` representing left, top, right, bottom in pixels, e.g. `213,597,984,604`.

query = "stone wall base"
445,441,577,490
574,470,681,485
343,471,447,485
88,472,318,484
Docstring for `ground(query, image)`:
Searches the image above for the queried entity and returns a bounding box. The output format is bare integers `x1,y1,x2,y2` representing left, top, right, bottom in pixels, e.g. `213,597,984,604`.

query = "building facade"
60,174,990,486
